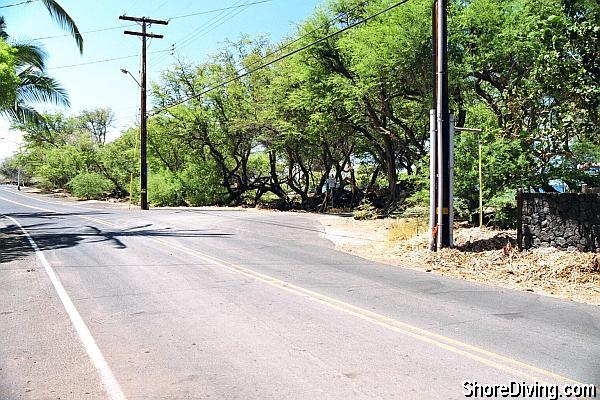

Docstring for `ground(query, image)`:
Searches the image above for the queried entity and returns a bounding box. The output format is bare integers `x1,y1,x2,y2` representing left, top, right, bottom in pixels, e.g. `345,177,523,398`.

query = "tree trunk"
383,134,397,203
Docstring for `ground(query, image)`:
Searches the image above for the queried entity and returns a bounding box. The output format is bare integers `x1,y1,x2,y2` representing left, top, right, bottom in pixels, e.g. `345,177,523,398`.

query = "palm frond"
0,16,8,40
16,69,70,107
13,43,47,70
1,104,46,126
40,0,83,53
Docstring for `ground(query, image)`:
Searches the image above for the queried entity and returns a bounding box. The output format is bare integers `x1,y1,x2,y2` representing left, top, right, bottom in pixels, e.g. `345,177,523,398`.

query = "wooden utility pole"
119,15,168,210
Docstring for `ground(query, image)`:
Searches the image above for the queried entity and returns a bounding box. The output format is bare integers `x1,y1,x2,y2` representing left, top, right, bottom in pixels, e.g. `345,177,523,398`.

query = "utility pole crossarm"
123,31,164,39
119,15,169,25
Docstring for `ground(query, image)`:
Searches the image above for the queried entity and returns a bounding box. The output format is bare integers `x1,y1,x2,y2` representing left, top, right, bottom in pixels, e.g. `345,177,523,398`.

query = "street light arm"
120,68,141,88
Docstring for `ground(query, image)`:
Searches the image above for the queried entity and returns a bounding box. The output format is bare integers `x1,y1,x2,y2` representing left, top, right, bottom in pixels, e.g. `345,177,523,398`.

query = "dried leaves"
393,228,600,305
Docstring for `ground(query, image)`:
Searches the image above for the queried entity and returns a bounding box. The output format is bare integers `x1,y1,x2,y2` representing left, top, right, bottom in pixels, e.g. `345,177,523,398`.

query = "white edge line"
5,215,127,400
0,187,88,209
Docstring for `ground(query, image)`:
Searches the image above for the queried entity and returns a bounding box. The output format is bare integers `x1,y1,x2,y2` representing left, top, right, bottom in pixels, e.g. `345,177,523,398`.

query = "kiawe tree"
454,0,599,193
78,108,114,145
0,37,18,110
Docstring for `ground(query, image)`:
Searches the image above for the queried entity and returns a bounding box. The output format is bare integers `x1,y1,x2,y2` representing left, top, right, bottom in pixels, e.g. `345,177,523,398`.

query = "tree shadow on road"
0,219,84,265
0,213,234,265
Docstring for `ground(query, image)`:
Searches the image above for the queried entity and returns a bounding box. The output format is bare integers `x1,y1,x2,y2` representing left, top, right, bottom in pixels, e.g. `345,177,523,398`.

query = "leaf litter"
319,216,600,306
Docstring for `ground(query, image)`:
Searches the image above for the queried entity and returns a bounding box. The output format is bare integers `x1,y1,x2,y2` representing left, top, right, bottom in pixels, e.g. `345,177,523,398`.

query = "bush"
353,199,378,220
179,163,226,206
453,197,472,221
488,189,517,228
68,172,114,200
148,169,183,206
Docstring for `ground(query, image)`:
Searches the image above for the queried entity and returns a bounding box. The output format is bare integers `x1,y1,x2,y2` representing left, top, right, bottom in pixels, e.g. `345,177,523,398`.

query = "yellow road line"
147,235,582,386
0,194,584,385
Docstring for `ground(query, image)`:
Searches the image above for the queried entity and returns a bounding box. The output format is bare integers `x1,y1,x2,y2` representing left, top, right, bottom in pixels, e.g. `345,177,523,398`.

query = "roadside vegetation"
318,216,599,304
1,0,598,230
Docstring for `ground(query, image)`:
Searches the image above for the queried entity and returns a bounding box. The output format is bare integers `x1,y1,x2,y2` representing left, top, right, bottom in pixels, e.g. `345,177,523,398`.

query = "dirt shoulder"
318,215,600,306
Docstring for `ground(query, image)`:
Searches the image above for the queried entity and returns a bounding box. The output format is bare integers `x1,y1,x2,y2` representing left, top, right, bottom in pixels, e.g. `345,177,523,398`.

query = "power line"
0,0,37,9
47,49,171,70
28,2,272,42
148,0,250,68
167,0,272,21
150,0,276,69
152,0,412,116
178,2,254,50
240,1,368,77
151,0,365,76
149,0,255,68
162,0,248,55
30,24,137,41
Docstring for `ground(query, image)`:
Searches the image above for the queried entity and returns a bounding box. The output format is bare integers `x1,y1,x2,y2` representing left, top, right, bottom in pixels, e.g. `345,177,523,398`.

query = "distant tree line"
2,0,598,225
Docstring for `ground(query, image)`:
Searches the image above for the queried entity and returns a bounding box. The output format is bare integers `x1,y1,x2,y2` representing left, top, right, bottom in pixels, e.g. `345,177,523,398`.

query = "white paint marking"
0,187,101,211
0,195,55,213
6,215,127,400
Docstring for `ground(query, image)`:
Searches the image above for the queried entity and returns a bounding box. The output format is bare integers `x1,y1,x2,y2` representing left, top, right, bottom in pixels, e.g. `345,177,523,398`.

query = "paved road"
0,185,598,399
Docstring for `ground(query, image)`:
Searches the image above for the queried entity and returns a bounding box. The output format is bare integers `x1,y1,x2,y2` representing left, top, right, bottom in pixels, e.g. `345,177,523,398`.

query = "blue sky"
0,0,324,160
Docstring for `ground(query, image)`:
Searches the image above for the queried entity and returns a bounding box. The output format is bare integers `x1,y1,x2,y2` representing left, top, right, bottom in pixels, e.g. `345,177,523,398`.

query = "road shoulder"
317,214,600,306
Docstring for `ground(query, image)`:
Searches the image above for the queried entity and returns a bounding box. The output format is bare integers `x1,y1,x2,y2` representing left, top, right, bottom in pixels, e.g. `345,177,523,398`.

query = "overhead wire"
47,48,171,70
148,0,256,68
239,1,368,78
149,0,258,66
0,0,37,9
151,0,412,116
168,0,272,22
30,24,137,41
174,0,250,51
146,0,242,67
150,1,365,77
26,1,272,43
149,2,257,69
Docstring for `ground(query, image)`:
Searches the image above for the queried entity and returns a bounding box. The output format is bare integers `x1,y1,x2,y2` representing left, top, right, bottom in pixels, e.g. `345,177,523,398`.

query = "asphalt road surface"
1,185,599,400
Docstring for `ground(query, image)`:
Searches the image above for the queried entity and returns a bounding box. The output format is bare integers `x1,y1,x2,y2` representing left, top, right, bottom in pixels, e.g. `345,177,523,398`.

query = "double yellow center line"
0,193,584,386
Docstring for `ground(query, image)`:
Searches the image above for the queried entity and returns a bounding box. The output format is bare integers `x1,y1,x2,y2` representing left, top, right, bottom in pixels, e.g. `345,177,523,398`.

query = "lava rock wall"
518,193,600,252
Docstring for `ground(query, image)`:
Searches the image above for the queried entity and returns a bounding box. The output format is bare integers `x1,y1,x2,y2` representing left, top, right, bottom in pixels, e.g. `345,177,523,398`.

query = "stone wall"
518,193,600,252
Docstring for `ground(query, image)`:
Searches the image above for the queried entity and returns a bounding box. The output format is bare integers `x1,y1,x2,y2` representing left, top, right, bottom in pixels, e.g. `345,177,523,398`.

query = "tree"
78,108,114,145
0,37,18,110
454,0,599,192
0,18,69,124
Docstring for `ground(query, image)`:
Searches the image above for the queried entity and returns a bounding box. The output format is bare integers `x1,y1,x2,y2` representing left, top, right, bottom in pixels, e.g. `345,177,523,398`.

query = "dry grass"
388,218,428,241
394,227,600,305
319,215,600,306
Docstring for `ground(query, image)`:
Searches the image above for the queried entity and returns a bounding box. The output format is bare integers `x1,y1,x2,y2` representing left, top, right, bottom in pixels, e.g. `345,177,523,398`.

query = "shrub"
353,199,378,220
453,197,472,221
148,169,183,206
68,172,114,200
488,189,517,228
179,163,226,206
